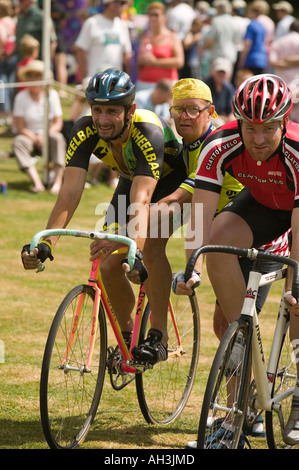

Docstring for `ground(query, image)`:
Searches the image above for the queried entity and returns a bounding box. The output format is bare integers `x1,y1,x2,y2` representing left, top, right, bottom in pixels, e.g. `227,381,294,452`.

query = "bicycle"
184,245,299,449
30,228,200,449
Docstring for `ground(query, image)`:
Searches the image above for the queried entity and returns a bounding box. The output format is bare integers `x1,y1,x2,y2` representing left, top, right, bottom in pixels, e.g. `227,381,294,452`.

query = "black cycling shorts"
104,162,187,231
221,188,292,248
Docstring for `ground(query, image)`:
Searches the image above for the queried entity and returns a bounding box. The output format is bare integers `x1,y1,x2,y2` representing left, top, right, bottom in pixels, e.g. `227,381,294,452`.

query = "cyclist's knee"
213,302,228,341
100,255,124,280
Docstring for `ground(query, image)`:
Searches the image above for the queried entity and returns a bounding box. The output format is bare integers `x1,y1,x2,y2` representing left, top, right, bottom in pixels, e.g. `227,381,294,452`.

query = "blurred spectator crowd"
1,0,299,191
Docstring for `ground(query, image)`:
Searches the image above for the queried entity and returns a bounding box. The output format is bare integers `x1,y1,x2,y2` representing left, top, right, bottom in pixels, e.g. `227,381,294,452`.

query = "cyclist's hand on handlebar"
121,250,148,284
21,242,54,270
284,291,299,315
172,270,201,296
89,239,123,261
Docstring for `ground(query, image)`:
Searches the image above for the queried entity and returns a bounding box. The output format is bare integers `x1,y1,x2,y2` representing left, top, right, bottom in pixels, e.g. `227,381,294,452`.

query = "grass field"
0,101,287,450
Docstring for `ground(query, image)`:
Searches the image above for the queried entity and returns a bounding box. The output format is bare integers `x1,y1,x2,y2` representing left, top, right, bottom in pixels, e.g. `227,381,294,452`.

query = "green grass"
0,110,287,449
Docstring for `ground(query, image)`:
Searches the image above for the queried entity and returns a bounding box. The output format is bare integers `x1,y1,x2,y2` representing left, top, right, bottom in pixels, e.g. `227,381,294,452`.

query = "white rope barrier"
0,79,86,97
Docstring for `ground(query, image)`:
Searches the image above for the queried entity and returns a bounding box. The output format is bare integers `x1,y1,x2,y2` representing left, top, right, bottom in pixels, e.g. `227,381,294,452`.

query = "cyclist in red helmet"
176,73,299,446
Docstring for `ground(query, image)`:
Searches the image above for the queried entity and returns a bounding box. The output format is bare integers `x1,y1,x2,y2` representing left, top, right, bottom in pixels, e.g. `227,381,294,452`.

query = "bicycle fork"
246,270,294,414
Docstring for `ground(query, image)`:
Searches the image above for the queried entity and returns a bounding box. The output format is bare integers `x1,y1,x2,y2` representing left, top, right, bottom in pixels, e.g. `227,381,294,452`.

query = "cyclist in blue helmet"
21,67,187,365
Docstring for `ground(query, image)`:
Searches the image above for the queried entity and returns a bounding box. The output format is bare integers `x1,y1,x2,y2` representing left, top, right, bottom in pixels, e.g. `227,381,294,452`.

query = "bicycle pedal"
127,359,153,371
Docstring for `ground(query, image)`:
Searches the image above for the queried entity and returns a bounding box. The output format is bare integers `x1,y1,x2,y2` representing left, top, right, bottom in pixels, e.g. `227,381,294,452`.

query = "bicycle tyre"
197,319,252,449
40,284,107,449
265,311,298,449
135,292,200,424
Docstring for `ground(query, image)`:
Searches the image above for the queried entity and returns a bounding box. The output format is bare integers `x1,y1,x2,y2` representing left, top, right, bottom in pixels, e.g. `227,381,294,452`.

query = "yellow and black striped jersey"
65,109,184,181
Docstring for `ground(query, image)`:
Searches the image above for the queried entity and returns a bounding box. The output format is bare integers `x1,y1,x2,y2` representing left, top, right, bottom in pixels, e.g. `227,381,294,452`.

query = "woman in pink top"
136,2,184,92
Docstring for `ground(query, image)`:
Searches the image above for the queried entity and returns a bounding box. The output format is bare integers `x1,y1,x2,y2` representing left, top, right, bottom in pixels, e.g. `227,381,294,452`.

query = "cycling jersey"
65,109,183,181
195,120,299,211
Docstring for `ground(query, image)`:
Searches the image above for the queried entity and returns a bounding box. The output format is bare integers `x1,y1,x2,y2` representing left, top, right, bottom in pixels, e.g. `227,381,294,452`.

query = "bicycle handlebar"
30,229,137,272
185,245,299,300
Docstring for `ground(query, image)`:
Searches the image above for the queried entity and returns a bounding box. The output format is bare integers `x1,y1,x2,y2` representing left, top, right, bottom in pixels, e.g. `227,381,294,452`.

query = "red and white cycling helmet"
232,74,293,123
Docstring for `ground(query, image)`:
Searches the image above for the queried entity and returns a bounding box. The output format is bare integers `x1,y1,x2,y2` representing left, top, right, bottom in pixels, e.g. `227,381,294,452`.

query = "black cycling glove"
121,249,148,283
22,241,54,263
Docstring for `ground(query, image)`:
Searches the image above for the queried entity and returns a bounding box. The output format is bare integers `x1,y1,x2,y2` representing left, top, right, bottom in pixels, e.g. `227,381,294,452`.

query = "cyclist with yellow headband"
130,78,220,363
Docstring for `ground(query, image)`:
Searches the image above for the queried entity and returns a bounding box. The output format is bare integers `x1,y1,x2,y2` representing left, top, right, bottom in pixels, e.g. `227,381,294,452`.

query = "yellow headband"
172,79,218,118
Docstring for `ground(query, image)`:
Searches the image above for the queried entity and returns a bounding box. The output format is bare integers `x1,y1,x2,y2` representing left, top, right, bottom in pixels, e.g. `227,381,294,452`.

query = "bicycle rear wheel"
197,319,252,449
266,312,298,449
135,292,200,424
40,284,107,449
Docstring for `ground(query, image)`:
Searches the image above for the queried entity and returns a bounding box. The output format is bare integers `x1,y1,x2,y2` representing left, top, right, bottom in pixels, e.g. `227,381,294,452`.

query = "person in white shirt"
166,0,197,41
12,60,66,194
202,0,239,66
273,1,295,40
73,0,132,79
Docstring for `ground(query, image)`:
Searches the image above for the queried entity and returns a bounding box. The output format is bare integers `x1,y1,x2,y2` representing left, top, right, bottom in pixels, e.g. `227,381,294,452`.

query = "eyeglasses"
169,104,210,119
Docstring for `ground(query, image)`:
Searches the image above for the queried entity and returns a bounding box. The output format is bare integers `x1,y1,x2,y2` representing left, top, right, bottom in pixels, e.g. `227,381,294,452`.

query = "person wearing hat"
273,1,295,40
73,0,132,79
12,60,66,194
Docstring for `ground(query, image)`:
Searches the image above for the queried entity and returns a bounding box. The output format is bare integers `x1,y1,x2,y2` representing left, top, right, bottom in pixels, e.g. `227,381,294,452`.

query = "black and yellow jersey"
179,123,243,213
65,109,184,181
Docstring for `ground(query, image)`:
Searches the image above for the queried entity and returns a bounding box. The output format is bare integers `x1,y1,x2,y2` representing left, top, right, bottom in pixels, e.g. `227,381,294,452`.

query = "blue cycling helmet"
85,68,135,107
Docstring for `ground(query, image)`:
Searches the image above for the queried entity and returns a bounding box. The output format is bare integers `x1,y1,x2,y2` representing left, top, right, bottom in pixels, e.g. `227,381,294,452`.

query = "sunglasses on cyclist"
169,104,210,119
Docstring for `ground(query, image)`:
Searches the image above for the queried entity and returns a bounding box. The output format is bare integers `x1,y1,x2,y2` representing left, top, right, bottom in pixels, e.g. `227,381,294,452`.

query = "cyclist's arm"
128,174,158,252
22,167,87,269
120,174,157,283
44,167,87,245
157,186,192,207
176,188,219,295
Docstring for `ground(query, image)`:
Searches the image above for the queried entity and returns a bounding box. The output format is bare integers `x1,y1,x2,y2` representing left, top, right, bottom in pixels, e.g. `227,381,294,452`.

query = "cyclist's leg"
207,211,253,324
132,170,189,363
213,257,284,340
100,252,135,333
131,216,172,362
99,177,135,333
143,214,173,344
207,188,291,325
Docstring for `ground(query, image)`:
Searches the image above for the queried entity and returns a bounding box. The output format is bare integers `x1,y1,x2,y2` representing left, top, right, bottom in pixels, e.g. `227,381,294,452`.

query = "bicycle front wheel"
135,292,200,424
197,319,252,449
40,284,107,449
266,312,298,449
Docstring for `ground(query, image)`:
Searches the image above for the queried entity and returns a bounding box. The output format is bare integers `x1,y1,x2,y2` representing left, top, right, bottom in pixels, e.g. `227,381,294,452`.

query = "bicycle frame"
185,244,299,416
31,228,183,376
240,267,294,413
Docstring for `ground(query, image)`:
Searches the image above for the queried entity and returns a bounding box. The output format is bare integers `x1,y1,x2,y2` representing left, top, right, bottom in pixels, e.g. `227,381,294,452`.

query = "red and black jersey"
195,120,299,210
